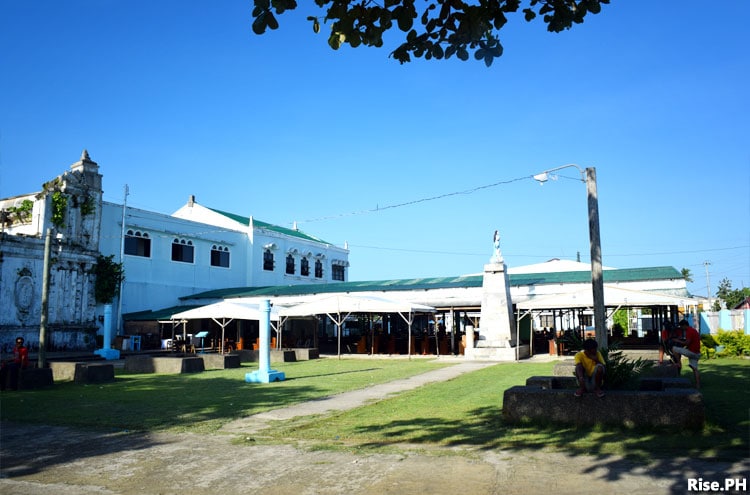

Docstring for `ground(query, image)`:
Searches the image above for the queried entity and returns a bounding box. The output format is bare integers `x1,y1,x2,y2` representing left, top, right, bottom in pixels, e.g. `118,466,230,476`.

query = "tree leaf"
252,14,267,35
267,12,279,30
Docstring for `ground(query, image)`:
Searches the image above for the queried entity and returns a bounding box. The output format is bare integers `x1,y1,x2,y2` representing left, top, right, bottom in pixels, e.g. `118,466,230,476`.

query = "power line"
301,174,532,223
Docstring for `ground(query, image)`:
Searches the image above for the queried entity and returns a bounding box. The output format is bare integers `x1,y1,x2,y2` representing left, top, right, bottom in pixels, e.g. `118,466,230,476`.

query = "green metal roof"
208,207,332,244
508,266,684,286
123,305,202,321
180,266,683,301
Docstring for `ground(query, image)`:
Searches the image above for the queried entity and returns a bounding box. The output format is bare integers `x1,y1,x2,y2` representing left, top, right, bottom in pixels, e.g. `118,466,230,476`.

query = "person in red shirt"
669,320,702,389
658,320,681,365
1,337,29,391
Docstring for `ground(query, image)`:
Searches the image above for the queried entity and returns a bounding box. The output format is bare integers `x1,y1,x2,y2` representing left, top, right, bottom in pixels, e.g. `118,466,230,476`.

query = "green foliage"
700,333,717,349
251,0,610,66
714,330,750,356
93,255,124,304
611,309,628,337
714,278,750,310
50,191,67,229
681,267,693,283
6,199,34,224
79,194,96,216
600,345,652,391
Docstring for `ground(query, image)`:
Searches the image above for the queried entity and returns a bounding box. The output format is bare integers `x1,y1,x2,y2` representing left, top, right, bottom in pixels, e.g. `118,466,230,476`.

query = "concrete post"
245,299,285,383
94,303,120,360
38,228,52,369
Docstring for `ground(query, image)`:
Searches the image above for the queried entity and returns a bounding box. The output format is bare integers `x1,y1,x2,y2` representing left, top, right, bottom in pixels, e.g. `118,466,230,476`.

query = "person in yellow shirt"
574,338,606,398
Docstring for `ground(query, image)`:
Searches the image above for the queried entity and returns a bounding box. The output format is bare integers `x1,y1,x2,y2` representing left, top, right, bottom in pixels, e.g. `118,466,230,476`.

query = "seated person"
574,338,606,398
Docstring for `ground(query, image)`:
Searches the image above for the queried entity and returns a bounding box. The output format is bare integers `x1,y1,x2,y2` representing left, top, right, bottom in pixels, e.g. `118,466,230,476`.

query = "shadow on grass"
0,373,324,478
284,367,382,381
0,422,158,479
340,361,749,494
0,359,439,478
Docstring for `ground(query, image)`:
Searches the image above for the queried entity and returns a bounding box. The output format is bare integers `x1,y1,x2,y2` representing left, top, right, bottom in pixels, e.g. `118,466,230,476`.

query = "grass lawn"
1,358,747,461
0,358,449,434
261,359,750,462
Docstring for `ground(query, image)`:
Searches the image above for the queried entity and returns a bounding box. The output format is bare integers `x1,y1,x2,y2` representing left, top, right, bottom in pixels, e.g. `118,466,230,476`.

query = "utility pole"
115,184,129,336
39,228,52,368
533,165,606,347
703,261,712,309
585,167,606,347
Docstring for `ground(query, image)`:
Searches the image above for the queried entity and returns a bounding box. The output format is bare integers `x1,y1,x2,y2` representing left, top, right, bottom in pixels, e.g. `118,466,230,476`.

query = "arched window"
124,229,151,257
263,249,274,271
314,259,323,279
300,257,310,276
210,245,230,268
285,254,295,275
171,238,194,263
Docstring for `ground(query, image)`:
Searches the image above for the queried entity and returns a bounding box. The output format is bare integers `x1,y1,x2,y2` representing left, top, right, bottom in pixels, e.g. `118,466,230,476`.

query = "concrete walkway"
222,359,498,434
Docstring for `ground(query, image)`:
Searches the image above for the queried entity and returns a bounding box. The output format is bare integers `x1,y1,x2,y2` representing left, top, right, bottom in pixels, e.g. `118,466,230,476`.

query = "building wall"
100,202,252,315
0,152,350,350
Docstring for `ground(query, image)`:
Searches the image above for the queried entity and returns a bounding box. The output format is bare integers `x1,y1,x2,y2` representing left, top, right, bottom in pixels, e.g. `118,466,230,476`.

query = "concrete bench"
124,356,205,374
50,362,115,384
503,375,704,429
292,348,319,360
201,353,241,370
553,360,679,378
236,349,297,363
18,368,54,390
525,375,693,391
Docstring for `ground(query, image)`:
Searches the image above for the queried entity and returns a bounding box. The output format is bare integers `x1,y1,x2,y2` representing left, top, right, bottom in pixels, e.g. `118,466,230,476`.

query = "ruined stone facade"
0,151,103,351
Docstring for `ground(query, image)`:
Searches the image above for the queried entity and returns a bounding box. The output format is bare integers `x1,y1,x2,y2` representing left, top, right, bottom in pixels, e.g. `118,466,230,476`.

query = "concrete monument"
466,231,529,360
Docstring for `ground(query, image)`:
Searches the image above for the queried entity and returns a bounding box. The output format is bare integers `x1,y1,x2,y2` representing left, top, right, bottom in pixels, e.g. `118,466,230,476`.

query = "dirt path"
1,421,747,495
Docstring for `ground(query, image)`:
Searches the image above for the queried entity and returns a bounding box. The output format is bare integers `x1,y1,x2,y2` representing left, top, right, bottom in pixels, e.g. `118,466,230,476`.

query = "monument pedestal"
469,257,523,361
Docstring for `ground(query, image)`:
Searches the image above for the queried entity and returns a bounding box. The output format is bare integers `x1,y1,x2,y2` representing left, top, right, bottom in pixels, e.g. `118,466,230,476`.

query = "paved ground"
1,357,747,495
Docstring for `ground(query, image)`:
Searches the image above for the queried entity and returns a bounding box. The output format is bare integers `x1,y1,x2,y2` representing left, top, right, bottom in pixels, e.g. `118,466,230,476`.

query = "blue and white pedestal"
244,299,285,384
245,368,285,383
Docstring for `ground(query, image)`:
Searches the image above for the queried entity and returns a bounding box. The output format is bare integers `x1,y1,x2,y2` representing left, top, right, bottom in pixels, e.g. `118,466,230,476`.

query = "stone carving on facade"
14,268,35,324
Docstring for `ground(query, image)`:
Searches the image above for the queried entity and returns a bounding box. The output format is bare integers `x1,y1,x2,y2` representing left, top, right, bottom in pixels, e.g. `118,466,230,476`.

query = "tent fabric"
171,300,280,354
171,300,280,321
516,285,697,310
277,294,436,317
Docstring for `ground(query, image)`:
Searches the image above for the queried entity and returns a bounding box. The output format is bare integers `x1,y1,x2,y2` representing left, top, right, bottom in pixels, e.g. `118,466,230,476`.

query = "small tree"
93,255,124,304
681,267,693,283
714,278,750,310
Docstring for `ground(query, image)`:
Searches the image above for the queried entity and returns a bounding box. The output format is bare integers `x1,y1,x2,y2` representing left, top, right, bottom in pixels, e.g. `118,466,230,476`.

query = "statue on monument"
491,230,502,262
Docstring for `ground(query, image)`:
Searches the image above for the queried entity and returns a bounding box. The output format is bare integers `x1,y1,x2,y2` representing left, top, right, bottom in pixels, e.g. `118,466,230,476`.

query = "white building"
0,151,349,350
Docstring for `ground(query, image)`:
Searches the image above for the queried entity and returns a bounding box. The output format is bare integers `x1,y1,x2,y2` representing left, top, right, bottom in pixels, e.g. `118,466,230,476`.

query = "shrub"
715,330,750,356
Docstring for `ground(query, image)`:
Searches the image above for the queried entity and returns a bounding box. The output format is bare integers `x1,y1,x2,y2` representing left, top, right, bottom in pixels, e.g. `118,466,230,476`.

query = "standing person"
670,319,702,389
574,338,606,398
0,337,30,391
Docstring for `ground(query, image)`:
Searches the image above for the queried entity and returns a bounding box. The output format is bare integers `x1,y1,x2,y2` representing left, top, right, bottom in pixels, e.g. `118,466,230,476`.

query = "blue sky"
1,1,748,299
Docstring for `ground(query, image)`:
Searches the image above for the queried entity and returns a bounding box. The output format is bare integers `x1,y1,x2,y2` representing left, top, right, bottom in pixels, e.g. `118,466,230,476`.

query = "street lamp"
533,164,607,347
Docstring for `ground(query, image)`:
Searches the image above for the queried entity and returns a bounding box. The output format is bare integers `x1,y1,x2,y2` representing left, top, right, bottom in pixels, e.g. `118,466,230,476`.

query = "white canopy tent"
278,294,436,357
515,285,699,358
172,300,280,353
516,285,697,310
